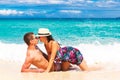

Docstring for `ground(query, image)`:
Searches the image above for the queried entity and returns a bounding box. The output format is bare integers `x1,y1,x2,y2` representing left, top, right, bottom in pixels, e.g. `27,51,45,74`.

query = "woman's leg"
61,61,70,71
79,59,101,71
78,59,89,71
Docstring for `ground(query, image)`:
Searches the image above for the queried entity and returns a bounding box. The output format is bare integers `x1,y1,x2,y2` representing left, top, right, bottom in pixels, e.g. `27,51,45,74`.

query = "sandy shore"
0,60,120,80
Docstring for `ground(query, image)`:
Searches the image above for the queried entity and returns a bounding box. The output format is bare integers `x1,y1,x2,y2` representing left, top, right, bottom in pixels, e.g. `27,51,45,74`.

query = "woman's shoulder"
50,40,60,47
50,40,58,44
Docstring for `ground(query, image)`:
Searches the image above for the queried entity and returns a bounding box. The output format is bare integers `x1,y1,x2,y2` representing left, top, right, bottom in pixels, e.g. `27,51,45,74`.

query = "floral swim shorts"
55,46,83,65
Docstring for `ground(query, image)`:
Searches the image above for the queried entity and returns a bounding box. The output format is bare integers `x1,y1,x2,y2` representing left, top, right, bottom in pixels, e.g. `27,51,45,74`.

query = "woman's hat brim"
36,34,50,37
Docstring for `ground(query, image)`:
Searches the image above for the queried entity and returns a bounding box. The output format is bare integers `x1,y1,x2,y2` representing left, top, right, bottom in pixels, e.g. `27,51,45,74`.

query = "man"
21,32,48,72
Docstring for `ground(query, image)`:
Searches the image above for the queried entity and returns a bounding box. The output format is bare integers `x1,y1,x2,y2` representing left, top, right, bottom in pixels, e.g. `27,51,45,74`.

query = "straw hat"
36,28,51,37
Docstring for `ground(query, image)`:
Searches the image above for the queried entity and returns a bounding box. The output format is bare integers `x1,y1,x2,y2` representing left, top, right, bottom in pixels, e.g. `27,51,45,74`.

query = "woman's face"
39,36,47,43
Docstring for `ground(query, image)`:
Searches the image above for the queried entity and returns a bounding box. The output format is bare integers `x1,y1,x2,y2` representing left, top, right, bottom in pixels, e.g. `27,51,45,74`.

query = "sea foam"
0,41,120,70
0,41,120,63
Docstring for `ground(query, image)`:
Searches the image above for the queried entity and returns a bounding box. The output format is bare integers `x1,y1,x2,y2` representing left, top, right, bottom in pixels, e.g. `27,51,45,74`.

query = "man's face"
30,34,38,45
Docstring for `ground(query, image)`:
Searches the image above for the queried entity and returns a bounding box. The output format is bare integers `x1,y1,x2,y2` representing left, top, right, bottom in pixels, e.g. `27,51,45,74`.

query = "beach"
0,0,120,79
0,60,120,80
0,18,120,80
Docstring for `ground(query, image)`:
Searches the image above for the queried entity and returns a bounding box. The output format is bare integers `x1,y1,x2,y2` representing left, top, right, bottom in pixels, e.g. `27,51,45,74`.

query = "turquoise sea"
0,18,120,70
0,18,120,44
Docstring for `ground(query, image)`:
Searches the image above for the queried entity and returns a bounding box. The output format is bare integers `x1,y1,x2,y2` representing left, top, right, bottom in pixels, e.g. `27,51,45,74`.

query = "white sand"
0,60,120,80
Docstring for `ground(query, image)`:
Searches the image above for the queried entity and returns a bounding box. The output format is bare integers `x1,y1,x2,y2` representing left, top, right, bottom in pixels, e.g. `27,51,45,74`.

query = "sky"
0,0,120,18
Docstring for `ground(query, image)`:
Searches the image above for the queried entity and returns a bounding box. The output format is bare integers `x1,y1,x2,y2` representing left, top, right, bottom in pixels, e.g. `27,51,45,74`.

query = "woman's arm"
45,41,59,72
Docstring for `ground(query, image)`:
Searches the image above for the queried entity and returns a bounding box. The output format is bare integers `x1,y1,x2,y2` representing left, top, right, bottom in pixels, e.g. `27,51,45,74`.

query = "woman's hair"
46,35,54,42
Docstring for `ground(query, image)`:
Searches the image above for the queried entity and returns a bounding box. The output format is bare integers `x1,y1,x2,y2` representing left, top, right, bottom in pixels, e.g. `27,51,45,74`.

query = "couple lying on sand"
21,28,99,73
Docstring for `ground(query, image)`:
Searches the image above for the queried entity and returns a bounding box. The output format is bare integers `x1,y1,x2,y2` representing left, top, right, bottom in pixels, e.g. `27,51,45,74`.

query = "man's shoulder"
26,49,32,56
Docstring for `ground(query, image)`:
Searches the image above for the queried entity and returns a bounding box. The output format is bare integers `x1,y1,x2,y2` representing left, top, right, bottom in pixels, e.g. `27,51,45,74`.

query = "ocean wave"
0,41,120,65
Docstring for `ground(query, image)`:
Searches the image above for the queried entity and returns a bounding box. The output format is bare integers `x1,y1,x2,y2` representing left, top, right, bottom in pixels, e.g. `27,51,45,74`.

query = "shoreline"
0,60,120,80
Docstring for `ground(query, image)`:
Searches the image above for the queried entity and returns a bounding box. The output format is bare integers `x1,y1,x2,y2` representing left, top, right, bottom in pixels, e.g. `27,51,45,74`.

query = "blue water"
0,18,120,67
0,18,120,45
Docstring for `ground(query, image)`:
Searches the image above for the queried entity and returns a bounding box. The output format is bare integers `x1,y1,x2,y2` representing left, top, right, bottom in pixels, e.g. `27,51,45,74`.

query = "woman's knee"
61,61,70,71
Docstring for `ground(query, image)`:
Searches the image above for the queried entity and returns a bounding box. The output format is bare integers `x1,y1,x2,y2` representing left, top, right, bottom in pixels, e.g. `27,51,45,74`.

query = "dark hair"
23,32,34,45
46,35,54,42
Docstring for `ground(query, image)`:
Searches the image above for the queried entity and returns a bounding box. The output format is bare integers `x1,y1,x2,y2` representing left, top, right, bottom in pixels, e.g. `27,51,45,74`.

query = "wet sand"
0,60,120,80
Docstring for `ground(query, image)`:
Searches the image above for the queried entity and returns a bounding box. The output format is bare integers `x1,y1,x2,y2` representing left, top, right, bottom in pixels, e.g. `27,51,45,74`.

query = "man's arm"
21,53,44,73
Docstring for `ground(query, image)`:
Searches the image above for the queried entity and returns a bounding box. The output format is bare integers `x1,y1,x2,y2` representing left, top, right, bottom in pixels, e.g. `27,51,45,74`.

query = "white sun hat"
36,28,51,37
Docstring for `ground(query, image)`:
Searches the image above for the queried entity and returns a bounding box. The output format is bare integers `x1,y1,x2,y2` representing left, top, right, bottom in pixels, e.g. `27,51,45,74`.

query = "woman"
36,28,98,72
